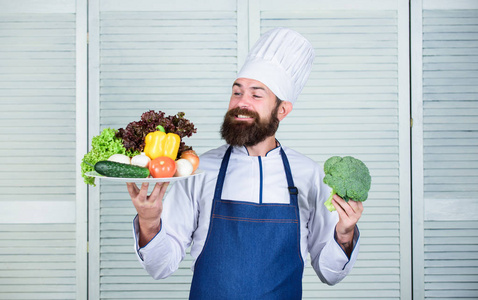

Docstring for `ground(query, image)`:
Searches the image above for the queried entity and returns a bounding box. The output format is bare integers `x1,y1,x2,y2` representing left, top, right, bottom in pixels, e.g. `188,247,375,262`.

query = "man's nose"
236,94,253,108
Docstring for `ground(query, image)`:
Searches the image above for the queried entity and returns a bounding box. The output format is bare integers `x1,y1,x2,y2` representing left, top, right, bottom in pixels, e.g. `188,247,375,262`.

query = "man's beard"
220,104,280,147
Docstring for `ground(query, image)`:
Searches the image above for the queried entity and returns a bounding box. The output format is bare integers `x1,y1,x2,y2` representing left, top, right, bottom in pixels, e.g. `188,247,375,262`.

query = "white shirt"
133,143,360,285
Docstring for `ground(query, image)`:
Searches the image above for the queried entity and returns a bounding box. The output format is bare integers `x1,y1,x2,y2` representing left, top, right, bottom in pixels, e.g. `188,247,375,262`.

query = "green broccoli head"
323,156,371,212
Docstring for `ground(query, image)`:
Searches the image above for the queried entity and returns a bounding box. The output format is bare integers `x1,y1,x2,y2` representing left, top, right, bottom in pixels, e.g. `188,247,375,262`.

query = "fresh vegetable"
323,156,372,212
116,110,197,159
108,154,131,164
81,128,139,186
149,156,176,178
144,125,181,160
131,153,151,168
175,159,194,177
180,149,199,172
95,161,150,178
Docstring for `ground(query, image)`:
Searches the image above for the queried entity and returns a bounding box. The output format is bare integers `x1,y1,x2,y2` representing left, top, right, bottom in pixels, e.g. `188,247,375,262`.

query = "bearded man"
127,27,363,300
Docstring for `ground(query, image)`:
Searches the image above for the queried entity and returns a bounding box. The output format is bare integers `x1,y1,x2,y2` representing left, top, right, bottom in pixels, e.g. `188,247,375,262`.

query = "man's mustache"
226,107,260,120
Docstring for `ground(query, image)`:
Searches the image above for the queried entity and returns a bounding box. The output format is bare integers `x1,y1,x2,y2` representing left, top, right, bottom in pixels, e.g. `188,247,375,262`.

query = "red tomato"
149,156,176,178
180,150,200,172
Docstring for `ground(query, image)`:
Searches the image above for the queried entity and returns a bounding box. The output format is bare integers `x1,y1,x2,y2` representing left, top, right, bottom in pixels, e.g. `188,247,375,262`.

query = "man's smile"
230,108,259,122
235,114,254,120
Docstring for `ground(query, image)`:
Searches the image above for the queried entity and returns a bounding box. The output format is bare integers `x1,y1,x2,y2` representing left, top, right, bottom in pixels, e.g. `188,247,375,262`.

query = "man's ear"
278,101,293,121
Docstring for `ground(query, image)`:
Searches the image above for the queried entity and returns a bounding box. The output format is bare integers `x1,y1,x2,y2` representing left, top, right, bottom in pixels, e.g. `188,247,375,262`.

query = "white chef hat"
236,27,315,105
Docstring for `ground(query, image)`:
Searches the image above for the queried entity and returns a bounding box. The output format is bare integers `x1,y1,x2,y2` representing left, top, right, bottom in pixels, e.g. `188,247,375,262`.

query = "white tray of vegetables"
81,110,202,186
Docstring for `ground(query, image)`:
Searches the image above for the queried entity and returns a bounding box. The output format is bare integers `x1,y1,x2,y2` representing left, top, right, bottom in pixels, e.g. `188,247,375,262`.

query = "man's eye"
253,95,262,98
234,92,242,96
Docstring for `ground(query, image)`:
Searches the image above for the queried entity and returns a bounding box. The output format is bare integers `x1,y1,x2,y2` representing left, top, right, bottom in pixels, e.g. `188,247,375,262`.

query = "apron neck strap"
214,146,233,200
280,148,299,205
214,146,299,205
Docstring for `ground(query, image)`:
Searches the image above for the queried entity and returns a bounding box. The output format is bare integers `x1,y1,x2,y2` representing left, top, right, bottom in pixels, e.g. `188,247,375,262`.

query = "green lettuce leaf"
81,128,138,186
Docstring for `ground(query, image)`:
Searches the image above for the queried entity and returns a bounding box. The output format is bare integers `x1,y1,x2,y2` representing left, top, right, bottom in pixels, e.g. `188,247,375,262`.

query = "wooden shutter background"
255,0,411,299
1,0,475,298
412,0,478,299
0,0,87,299
88,0,239,298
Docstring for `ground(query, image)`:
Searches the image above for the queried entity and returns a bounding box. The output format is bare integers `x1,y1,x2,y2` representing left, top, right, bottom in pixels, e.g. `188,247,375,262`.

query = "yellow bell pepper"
144,125,181,160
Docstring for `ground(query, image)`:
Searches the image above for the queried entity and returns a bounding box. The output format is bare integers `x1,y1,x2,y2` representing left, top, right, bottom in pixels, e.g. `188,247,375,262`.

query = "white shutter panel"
0,0,87,299
88,1,238,299
412,1,478,298
252,0,411,299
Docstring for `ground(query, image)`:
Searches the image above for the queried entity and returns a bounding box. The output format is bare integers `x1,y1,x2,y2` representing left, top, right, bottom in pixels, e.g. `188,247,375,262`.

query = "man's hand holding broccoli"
332,193,364,257
322,155,371,256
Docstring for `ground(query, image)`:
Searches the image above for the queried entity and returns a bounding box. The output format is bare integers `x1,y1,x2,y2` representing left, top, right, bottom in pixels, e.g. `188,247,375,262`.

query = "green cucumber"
94,161,150,178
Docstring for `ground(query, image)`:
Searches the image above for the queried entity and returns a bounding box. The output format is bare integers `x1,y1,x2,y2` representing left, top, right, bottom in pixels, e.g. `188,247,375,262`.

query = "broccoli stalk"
322,156,371,212
324,190,337,212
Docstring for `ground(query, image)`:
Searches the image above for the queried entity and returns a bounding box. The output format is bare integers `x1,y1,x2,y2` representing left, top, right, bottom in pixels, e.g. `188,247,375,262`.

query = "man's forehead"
232,78,271,92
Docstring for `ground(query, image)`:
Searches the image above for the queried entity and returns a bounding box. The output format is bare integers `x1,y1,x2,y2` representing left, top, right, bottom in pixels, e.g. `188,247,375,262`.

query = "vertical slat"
0,1,80,298
257,3,406,299
421,6,478,299
397,1,412,298
411,0,425,299
87,0,101,298
95,4,237,299
75,1,88,300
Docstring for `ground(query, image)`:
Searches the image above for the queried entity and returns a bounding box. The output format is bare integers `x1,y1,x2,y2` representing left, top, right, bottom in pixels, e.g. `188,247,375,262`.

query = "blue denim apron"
189,146,304,300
